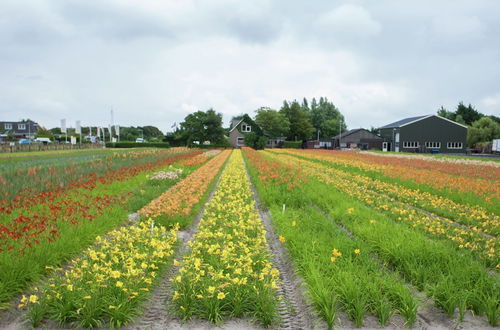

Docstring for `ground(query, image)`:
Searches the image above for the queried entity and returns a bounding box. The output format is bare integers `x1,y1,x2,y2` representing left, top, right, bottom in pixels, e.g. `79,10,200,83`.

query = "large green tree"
254,107,290,138
181,109,225,145
467,117,500,147
455,102,482,126
279,100,313,140
310,97,346,138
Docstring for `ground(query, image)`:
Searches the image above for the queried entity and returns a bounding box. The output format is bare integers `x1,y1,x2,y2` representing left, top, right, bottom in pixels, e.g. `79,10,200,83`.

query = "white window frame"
4,123,12,130
425,141,441,149
447,142,463,149
17,123,26,130
403,141,419,148
237,137,244,145
241,124,251,132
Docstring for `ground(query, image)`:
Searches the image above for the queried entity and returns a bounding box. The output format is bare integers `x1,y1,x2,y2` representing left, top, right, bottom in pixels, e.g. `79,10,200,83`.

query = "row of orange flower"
138,150,231,219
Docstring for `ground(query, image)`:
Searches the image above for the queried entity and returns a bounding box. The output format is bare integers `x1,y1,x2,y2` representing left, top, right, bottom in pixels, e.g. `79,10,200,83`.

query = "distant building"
332,128,383,150
378,115,467,153
228,115,259,148
0,120,38,139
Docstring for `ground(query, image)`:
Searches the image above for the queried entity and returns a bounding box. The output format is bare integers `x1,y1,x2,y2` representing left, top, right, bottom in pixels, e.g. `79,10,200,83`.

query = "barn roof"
379,114,468,129
379,115,429,129
332,128,365,139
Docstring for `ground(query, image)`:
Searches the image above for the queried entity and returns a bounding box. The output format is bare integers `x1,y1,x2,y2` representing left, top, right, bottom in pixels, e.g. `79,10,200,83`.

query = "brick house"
229,118,252,148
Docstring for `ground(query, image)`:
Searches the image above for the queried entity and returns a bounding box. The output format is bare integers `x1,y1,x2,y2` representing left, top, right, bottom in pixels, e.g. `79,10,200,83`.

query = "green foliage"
280,100,313,141
467,117,500,147
283,141,302,148
456,102,482,125
254,108,290,138
105,142,170,148
181,109,226,145
243,132,267,150
310,97,346,138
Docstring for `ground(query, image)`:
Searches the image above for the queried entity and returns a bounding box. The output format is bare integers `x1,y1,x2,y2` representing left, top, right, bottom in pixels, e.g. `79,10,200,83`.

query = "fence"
0,143,105,153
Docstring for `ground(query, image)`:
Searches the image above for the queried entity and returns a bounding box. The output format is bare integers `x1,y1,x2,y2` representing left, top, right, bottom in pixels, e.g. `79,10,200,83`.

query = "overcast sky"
1,0,499,132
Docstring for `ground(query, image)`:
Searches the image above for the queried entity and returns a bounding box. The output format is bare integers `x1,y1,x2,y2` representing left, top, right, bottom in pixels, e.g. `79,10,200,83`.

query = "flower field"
0,148,201,305
243,148,499,328
1,147,498,329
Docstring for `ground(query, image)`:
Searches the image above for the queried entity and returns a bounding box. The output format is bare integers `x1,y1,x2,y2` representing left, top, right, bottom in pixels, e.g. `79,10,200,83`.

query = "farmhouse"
228,115,260,148
378,115,467,153
332,128,383,150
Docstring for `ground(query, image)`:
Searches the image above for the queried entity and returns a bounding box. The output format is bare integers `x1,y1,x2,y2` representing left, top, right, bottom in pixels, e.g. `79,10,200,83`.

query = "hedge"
283,141,302,148
105,142,170,148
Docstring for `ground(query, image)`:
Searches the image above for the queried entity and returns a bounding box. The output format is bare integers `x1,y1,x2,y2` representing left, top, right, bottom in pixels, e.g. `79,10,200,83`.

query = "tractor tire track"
246,167,322,330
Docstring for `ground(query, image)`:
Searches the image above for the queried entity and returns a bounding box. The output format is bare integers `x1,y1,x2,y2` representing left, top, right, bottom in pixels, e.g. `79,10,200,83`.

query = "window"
4,123,12,130
447,142,463,149
403,141,419,148
237,137,244,145
241,124,251,132
18,123,26,130
425,142,441,148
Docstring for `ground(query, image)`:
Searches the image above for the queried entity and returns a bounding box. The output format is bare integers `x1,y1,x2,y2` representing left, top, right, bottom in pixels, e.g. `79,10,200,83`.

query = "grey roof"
229,119,244,132
332,128,365,139
379,115,429,129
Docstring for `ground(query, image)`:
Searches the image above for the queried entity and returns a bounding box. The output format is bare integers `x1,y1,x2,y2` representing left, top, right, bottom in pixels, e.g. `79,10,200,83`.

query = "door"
382,142,388,152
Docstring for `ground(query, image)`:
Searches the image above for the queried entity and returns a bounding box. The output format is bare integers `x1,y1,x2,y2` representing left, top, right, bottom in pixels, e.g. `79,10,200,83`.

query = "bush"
105,142,170,148
244,132,267,150
283,141,302,148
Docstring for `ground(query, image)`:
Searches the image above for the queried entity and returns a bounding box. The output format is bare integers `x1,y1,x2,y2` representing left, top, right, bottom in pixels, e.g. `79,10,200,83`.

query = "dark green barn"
378,115,467,153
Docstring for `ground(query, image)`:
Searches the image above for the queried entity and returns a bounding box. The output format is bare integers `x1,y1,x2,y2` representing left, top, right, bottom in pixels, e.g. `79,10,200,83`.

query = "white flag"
97,126,101,138
75,120,81,134
61,119,66,133
115,125,120,136
89,127,92,136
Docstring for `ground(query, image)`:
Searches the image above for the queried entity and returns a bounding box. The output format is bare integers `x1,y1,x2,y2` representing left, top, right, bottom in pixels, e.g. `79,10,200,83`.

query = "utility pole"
339,118,342,149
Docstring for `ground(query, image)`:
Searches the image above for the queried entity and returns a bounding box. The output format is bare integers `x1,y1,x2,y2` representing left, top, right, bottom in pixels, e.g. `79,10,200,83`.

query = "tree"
467,117,500,147
279,100,313,140
310,97,346,138
456,102,482,126
437,106,455,120
255,107,290,138
243,132,267,150
180,109,225,145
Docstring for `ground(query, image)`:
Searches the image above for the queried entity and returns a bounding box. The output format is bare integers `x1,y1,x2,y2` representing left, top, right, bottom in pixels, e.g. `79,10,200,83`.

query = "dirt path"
246,168,322,330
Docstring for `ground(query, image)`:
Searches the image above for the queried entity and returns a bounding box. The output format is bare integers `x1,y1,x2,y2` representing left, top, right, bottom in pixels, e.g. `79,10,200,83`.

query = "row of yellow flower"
23,219,178,328
138,150,231,219
271,149,499,235
171,150,280,326
266,151,499,267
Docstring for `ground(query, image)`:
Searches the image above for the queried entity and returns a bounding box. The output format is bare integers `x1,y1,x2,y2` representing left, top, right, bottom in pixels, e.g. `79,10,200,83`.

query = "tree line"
167,97,347,148
437,102,500,147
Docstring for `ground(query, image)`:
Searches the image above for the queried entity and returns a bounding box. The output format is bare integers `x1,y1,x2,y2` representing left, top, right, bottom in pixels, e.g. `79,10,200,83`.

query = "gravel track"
246,168,322,330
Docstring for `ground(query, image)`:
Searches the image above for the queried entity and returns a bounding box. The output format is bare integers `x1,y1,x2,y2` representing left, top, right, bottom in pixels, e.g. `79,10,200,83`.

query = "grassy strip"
138,150,232,229
0,153,199,306
244,148,417,327
23,219,178,328
249,149,499,326
265,151,499,267
172,150,279,326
